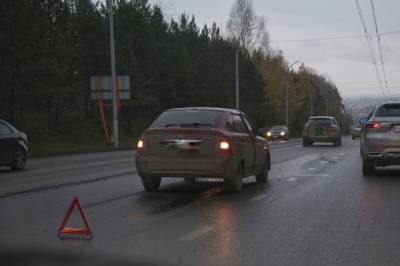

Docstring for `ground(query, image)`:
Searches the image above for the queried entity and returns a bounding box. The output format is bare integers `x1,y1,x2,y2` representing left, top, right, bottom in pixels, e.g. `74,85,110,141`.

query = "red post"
97,77,110,145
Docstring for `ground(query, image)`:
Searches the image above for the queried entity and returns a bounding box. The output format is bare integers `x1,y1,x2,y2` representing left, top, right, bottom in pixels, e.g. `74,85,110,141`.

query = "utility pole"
310,79,317,117
285,77,289,128
285,60,301,128
310,90,313,116
108,0,119,148
235,50,239,110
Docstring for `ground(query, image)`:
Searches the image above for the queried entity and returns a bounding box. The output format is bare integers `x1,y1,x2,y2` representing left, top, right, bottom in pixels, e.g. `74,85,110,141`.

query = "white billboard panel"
90,76,130,100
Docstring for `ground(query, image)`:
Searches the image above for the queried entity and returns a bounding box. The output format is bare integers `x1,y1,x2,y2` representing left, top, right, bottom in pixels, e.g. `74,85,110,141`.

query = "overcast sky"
151,0,400,98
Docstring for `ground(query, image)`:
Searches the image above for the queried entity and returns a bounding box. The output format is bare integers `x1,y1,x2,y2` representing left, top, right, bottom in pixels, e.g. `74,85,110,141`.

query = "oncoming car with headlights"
266,125,289,141
135,107,271,192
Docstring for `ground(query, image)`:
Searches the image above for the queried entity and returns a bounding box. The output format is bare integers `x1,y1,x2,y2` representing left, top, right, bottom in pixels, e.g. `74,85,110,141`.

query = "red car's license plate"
394,125,400,133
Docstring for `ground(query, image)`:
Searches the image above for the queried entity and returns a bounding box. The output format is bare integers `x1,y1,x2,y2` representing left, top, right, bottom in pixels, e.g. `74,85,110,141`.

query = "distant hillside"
343,96,381,123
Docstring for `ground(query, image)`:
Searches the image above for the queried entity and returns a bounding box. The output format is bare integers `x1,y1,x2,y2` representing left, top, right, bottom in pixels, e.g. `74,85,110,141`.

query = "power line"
340,85,400,89
336,78,400,85
381,30,400,36
354,0,388,99
269,29,400,43
370,0,389,92
354,0,385,97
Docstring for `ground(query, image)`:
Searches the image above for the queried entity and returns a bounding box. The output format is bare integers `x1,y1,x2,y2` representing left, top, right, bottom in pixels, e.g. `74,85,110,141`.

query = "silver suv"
360,102,400,175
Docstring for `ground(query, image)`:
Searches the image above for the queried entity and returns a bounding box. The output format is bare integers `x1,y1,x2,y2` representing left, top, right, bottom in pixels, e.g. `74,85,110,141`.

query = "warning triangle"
57,196,93,238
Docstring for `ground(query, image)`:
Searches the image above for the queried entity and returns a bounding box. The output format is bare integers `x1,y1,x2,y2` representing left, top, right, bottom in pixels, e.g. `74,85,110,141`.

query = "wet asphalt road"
1,136,400,265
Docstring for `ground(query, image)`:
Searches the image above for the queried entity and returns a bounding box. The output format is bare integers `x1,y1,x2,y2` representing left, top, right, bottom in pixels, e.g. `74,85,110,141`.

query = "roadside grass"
25,117,141,158
6,107,151,158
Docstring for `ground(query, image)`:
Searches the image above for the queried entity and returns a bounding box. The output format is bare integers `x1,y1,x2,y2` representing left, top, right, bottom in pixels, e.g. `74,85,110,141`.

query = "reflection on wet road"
2,136,400,265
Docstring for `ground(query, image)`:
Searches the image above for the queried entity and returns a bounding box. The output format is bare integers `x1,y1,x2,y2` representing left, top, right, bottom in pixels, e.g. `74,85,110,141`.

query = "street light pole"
285,60,301,128
108,0,119,148
235,50,239,110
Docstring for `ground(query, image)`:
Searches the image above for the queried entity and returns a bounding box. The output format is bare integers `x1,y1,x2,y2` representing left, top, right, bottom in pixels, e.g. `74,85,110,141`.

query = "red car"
135,107,271,192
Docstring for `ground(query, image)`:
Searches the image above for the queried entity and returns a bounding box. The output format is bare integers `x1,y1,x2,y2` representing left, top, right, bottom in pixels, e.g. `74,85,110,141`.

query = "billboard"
90,76,130,100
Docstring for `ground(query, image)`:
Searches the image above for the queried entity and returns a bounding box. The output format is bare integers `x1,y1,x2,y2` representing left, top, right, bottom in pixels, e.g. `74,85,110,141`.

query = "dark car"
135,107,271,192
351,124,362,139
0,120,28,170
266,125,289,141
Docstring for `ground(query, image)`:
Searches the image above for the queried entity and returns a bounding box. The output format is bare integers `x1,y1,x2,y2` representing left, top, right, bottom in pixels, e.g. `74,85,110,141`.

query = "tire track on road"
0,139,302,199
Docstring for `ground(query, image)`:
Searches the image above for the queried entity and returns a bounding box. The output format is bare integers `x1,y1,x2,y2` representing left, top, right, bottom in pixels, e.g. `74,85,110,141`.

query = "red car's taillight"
329,127,337,132
219,141,230,150
215,136,232,156
365,120,380,129
303,127,310,133
137,136,146,152
137,139,144,149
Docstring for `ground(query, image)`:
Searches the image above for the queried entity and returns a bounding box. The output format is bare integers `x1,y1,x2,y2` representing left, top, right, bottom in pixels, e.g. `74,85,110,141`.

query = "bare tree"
227,0,269,52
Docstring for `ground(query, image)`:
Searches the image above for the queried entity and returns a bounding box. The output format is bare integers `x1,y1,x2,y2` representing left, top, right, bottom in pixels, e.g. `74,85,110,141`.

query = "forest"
0,0,352,153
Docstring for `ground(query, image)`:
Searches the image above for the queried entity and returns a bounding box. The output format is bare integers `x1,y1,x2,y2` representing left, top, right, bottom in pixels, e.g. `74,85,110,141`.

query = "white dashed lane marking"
179,226,213,241
251,194,268,201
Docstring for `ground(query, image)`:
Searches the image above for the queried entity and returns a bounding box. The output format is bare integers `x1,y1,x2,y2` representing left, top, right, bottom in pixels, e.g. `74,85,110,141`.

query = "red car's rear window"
150,110,224,128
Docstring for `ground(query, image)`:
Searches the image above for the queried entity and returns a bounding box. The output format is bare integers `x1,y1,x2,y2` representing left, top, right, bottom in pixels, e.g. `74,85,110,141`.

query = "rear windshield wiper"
179,122,213,127
164,122,213,128
165,123,180,128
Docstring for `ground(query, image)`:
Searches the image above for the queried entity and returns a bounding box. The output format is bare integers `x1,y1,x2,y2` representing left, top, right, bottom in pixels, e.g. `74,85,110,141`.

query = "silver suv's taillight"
364,120,381,129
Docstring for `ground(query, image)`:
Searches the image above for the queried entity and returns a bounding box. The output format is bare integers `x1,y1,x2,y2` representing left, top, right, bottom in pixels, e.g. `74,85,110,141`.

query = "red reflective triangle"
57,196,93,238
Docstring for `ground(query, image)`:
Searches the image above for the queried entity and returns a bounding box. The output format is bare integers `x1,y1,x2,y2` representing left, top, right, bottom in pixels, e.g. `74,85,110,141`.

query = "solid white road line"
30,158,133,173
300,174,331,178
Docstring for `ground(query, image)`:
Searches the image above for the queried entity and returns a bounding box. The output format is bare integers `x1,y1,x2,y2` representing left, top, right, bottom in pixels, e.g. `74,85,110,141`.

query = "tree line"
0,0,351,144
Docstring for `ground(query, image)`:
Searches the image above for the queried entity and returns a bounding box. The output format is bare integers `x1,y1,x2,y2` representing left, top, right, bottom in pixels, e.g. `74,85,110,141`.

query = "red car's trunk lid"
146,128,218,156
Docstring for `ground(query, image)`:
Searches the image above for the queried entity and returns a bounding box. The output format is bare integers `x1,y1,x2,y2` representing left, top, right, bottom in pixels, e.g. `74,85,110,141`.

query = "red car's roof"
166,107,241,114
